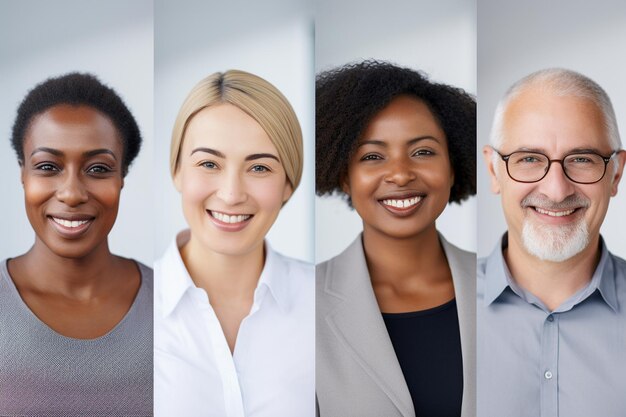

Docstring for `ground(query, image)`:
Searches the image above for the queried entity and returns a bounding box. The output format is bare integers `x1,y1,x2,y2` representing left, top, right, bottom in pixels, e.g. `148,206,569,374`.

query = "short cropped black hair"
11,72,142,176
316,60,476,204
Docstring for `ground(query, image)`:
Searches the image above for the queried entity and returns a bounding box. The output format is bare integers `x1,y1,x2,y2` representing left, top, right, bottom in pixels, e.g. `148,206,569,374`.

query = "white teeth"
382,196,422,209
210,211,251,224
534,207,576,217
52,217,90,228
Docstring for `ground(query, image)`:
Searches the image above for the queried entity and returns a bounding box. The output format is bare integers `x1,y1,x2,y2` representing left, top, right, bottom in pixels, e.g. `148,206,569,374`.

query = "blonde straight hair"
170,70,304,192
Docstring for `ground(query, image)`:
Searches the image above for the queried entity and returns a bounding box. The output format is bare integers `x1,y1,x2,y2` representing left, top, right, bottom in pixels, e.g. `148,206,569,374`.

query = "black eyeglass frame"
492,147,619,184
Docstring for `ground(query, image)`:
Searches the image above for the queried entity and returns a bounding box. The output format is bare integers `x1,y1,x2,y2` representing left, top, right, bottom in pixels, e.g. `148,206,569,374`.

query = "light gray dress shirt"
478,234,626,417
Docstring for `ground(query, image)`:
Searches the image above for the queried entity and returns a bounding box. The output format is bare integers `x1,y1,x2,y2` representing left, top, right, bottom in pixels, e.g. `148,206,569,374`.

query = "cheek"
180,170,214,209
251,178,288,211
346,166,377,200
23,178,51,208
96,181,123,208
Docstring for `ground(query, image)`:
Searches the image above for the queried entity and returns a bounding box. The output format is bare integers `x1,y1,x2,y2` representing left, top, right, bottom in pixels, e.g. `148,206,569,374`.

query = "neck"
18,237,115,293
362,223,448,285
505,231,601,311
180,233,264,302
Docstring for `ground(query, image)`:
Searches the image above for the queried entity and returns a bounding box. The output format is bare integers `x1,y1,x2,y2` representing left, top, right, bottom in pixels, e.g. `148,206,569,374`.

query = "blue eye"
251,165,270,173
201,161,218,169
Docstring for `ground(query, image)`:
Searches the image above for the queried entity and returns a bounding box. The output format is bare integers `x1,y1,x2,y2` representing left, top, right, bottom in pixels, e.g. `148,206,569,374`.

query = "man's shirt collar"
483,232,618,312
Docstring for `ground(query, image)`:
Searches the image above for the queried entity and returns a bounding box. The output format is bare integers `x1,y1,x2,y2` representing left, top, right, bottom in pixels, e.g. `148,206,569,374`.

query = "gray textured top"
478,234,626,417
0,259,153,417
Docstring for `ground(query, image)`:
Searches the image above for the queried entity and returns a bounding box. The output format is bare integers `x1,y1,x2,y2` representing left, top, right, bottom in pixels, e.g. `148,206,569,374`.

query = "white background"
478,0,626,257
154,0,315,262
0,0,154,265
315,0,477,262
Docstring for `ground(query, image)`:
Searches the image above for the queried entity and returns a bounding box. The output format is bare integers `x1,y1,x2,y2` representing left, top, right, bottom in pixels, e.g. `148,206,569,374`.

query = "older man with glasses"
479,68,626,417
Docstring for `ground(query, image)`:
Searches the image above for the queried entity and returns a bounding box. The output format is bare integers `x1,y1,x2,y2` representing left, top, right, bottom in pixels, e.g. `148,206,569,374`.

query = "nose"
383,158,417,187
538,160,577,202
215,171,248,205
55,171,89,207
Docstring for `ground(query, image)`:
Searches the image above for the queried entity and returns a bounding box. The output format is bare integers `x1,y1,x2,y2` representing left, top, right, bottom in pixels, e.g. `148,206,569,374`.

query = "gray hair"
490,68,622,172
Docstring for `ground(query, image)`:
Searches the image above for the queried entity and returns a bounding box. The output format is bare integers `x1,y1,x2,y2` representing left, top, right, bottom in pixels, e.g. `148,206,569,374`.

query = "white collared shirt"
154,231,315,417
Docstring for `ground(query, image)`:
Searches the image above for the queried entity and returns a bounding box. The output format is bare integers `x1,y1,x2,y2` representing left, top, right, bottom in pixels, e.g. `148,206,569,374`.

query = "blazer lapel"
440,235,476,417
322,235,415,417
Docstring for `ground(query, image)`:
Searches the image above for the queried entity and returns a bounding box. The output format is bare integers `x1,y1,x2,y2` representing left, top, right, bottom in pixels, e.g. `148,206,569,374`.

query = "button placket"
540,313,559,416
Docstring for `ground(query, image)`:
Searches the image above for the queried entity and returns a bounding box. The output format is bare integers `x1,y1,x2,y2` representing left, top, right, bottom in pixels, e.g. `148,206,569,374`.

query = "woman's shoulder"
439,233,476,266
270,248,314,280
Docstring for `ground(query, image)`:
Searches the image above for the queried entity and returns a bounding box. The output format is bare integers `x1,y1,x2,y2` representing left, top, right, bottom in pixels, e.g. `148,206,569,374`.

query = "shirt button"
547,315,554,322
545,371,553,379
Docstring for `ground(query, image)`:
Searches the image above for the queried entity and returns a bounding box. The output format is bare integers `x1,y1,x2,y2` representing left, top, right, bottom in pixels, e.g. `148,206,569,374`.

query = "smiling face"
343,95,454,240
22,104,124,259
174,103,292,257
484,88,626,261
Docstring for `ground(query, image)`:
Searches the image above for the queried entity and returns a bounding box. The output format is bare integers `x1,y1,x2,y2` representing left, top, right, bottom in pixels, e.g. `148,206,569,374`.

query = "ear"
282,181,294,203
19,160,25,186
610,150,626,196
483,145,501,194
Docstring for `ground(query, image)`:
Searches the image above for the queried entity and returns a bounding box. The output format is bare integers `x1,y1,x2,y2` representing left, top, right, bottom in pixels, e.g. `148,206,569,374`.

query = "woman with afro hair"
316,61,476,417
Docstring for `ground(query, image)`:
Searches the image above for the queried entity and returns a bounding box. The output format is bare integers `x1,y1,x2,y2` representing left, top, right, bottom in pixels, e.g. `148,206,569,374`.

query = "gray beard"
521,217,589,262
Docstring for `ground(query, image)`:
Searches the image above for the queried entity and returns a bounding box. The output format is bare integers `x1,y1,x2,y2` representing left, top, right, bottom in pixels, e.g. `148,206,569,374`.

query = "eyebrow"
190,148,280,162
357,136,441,147
513,146,607,154
30,147,117,160
245,153,280,162
190,147,225,158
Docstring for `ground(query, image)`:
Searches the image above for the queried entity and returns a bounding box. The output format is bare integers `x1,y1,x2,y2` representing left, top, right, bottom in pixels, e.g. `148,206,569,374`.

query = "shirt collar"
483,232,619,312
483,233,512,306
159,230,197,318
255,242,292,314
159,231,293,317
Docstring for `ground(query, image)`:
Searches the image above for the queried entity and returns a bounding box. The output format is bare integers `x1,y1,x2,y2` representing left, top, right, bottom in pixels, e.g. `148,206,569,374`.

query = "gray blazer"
316,233,476,417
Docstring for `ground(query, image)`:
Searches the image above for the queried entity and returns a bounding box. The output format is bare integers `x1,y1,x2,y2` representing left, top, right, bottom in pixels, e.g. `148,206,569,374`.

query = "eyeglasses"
492,147,618,184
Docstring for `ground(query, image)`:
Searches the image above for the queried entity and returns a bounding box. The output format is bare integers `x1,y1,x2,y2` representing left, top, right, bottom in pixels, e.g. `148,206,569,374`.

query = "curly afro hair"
316,60,476,204
11,72,142,176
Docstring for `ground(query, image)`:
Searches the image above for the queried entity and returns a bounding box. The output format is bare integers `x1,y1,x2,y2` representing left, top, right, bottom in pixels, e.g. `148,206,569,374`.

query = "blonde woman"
154,70,314,417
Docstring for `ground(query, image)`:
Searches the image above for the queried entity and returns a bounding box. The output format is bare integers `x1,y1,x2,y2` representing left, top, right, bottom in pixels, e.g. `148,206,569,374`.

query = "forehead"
24,104,122,153
360,95,445,142
501,89,610,152
183,103,278,156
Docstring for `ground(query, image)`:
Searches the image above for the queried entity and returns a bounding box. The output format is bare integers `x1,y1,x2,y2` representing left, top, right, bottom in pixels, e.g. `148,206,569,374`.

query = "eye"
34,163,59,172
250,164,271,173
512,154,543,164
568,156,593,164
360,153,383,161
87,164,113,174
200,161,219,169
412,149,435,157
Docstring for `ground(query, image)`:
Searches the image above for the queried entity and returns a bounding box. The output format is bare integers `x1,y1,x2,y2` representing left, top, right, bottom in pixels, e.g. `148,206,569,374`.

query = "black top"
382,298,463,417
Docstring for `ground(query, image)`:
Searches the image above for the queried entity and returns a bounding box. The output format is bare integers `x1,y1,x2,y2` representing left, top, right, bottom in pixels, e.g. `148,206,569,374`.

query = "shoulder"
271,249,314,281
317,235,364,280
134,260,154,290
439,234,476,267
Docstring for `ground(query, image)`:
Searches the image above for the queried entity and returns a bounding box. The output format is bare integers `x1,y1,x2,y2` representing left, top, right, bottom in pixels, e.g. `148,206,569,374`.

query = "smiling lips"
48,215,94,238
51,217,91,228
533,207,576,217
208,210,253,231
379,194,424,216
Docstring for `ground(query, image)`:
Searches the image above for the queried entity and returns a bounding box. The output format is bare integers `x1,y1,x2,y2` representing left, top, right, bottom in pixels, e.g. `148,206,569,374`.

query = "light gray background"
315,0,477,262
154,0,315,262
0,0,154,265
478,0,626,257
